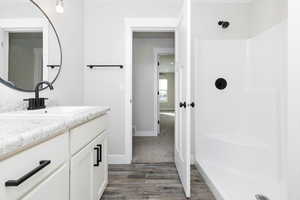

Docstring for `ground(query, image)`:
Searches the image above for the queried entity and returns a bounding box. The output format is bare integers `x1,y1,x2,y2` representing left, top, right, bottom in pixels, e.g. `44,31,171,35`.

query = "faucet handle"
23,98,48,110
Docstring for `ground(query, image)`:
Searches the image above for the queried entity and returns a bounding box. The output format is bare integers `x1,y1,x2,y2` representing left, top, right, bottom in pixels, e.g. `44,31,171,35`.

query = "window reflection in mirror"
8,32,43,89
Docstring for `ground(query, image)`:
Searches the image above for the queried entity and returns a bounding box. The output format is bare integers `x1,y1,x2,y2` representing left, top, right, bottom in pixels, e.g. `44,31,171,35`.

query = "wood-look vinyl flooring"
101,163,216,200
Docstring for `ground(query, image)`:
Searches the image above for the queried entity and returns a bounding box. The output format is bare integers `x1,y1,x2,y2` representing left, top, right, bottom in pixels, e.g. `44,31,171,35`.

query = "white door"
93,132,108,200
70,142,94,200
157,56,161,135
175,0,191,198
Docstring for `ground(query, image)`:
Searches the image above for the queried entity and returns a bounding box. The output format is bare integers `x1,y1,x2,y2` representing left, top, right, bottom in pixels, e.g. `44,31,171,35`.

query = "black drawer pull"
97,144,102,163
94,147,100,167
5,160,51,187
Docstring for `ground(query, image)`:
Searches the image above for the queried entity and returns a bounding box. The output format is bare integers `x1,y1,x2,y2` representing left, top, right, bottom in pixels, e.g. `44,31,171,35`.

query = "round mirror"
0,0,62,92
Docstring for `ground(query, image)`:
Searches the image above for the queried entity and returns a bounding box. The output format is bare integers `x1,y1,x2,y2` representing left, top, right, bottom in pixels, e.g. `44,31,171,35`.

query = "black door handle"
5,160,51,187
189,102,195,108
179,102,186,108
94,147,100,167
97,144,102,163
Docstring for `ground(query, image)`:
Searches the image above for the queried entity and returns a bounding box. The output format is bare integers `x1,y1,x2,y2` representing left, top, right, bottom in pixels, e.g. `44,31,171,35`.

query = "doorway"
124,16,191,197
158,56,176,161
131,32,175,163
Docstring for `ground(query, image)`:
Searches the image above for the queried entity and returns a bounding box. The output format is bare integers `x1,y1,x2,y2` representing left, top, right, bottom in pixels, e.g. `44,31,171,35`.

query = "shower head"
218,21,230,29
255,194,270,200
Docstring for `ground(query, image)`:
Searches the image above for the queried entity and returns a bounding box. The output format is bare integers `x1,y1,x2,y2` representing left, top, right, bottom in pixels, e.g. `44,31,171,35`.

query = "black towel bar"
87,65,123,69
46,65,61,69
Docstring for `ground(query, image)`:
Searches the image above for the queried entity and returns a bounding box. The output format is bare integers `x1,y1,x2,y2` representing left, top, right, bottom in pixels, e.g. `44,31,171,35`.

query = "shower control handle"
179,102,186,108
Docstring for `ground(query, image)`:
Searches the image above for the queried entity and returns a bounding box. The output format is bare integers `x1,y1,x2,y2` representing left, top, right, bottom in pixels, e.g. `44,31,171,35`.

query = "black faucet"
24,81,54,110
35,81,54,99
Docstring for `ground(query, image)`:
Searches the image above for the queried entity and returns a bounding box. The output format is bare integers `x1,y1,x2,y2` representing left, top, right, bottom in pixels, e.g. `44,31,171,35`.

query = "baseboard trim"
134,131,157,137
108,154,131,164
194,160,224,200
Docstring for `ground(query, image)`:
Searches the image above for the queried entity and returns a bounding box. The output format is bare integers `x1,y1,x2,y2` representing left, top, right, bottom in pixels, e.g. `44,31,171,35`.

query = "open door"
157,55,161,135
175,0,191,198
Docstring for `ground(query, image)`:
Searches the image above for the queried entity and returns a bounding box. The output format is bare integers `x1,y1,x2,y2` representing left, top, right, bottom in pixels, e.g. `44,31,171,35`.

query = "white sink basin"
26,106,91,115
0,106,98,118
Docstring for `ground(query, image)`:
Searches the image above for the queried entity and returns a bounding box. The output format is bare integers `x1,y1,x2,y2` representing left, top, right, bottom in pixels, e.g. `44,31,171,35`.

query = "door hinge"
157,91,160,95
157,61,160,66
158,120,160,124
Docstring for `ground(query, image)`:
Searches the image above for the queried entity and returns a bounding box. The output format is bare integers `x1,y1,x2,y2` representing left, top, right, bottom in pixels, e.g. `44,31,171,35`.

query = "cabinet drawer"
0,133,68,200
21,164,69,200
70,114,108,155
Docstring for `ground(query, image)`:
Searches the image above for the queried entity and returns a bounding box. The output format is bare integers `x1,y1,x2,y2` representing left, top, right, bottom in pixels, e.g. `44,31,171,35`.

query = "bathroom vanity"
0,106,110,200
0,1,110,199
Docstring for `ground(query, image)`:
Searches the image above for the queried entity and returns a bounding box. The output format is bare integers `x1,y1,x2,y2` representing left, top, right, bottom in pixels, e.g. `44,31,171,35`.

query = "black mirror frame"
0,0,63,92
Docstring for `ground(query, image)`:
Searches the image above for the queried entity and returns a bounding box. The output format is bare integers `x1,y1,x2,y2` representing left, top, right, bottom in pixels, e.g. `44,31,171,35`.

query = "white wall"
0,27,4,79
287,2,300,200
83,0,181,161
0,0,84,112
192,1,287,200
250,0,287,36
191,2,251,40
132,37,174,136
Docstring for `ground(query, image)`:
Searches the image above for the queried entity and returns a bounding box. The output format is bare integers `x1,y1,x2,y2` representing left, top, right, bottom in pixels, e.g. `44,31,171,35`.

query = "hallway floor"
101,163,216,200
133,112,175,163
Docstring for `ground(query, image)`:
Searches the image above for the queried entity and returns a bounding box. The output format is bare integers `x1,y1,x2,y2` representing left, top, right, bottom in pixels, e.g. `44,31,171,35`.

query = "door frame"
153,48,175,135
0,18,49,81
124,18,178,163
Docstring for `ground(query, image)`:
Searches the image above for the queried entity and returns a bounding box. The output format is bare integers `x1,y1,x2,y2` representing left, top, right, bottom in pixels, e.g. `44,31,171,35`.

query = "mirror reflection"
0,0,61,91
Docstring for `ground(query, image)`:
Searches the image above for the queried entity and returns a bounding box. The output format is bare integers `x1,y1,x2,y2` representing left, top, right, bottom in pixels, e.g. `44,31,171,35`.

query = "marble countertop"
0,106,110,161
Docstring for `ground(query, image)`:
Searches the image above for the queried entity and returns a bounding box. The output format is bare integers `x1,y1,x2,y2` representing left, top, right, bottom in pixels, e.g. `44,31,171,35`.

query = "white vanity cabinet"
70,132,108,200
70,116,108,200
0,111,109,200
70,139,95,200
92,132,108,200
0,133,69,200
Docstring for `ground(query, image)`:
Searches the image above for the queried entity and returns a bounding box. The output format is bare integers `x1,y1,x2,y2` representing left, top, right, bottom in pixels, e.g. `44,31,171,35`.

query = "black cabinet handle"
97,144,102,163
5,160,51,187
94,147,100,167
179,102,186,108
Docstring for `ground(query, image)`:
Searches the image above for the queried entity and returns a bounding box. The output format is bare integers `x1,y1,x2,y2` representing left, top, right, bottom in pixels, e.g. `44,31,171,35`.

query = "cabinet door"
21,164,69,200
93,132,108,200
70,141,95,200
